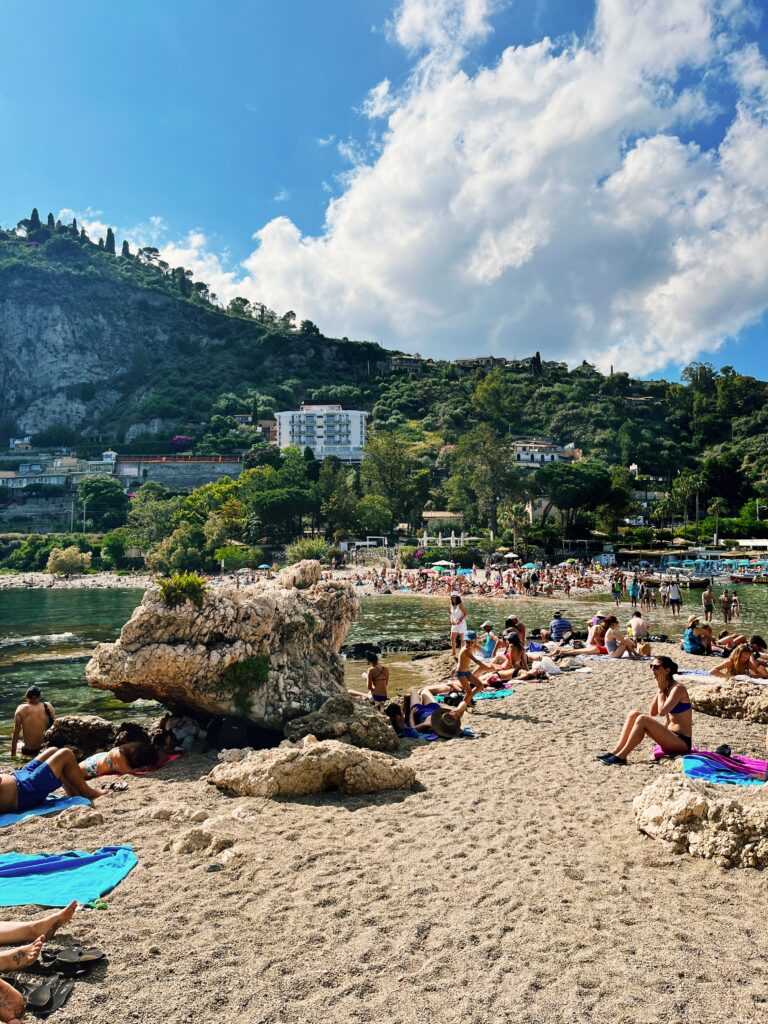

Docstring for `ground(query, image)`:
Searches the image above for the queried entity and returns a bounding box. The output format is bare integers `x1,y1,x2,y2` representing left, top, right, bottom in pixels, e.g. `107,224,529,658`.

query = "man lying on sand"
387,686,476,738
0,902,77,1024
0,748,103,814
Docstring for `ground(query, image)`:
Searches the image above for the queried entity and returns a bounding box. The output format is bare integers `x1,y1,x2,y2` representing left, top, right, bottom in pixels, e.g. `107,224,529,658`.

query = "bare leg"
0,977,24,1024
609,710,641,754
615,715,689,760
0,902,77,944
46,749,104,801
0,936,44,971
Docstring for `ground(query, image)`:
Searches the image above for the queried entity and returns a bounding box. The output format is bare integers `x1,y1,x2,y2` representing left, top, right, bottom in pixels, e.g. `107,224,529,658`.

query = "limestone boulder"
689,681,768,723
283,694,399,752
44,714,155,759
85,562,359,730
207,736,416,798
55,806,104,829
634,773,768,869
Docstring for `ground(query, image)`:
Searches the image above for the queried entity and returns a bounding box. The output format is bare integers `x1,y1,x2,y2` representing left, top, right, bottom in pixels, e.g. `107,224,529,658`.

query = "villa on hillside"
0,450,118,490
510,438,582,469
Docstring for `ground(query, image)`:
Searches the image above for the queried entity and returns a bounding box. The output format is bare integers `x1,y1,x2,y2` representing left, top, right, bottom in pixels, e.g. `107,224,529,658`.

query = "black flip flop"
3,975,54,1010
37,977,75,1017
40,945,106,974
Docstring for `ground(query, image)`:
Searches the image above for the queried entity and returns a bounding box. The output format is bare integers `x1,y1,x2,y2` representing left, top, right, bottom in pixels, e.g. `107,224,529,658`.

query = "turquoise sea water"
2,584,767,751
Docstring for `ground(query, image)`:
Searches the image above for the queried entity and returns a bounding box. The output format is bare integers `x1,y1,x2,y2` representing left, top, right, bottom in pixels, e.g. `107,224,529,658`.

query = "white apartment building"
510,438,581,470
275,405,367,463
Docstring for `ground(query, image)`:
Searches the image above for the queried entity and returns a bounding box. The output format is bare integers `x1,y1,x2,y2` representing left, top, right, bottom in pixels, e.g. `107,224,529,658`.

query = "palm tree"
707,497,728,545
498,501,528,553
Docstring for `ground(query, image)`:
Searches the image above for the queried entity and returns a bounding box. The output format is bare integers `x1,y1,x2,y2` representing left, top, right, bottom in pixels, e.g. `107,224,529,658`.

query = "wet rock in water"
689,682,768,723
207,736,416,798
45,715,118,759
85,560,358,730
55,806,104,829
634,774,768,869
283,694,398,752
341,637,451,659
44,715,154,759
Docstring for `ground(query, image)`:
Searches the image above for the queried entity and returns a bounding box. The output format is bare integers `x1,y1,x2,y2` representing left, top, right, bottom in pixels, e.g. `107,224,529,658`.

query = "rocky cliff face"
85,561,359,729
0,265,207,434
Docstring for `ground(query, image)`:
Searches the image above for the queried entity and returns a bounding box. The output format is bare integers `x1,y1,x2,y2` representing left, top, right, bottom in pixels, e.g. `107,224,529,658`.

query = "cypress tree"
30,208,41,230
71,218,78,234
121,239,131,258
98,237,104,248
80,228,87,241
105,227,116,254
46,212,55,229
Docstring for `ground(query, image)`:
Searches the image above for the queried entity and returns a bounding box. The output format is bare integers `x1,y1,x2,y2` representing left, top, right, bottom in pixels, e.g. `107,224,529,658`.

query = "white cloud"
214,0,768,375
62,0,768,375
273,189,291,202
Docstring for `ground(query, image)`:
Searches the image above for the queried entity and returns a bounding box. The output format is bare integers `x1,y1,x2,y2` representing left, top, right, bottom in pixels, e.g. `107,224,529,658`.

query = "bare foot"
0,935,44,971
37,900,77,939
0,977,24,1024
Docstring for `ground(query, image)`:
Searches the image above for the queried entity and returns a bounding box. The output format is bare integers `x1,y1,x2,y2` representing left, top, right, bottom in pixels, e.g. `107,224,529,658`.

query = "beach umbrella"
522,562,538,569
566,557,577,563
503,552,518,559
431,560,454,567
456,568,473,575
257,564,271,569
433,566,449,573
422,568,437,575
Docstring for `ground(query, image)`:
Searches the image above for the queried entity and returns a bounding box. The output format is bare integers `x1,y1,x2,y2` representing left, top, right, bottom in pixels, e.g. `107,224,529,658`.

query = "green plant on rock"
157,571,207,608
220,655,270,716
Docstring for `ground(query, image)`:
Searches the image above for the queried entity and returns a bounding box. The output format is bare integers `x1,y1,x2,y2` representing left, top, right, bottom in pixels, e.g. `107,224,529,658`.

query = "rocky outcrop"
689,681,768,723
44,715,155,759
207,735,416,798
341,637,451,658
283,694,398,752
55,806,104,829
634,774,768,869
86,565,359,729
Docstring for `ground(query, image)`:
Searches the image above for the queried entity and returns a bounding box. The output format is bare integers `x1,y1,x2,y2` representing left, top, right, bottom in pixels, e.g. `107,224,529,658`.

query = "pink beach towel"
134,753,183,776
653,745,767,779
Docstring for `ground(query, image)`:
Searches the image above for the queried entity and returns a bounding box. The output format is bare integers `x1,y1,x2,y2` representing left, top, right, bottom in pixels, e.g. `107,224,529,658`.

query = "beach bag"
638,642,652,657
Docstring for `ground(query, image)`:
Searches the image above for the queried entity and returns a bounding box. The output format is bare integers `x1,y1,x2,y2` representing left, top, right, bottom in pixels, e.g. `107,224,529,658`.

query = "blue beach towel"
682,755,764,787
0,796,91,830
0,845,138,907
436,688,515,703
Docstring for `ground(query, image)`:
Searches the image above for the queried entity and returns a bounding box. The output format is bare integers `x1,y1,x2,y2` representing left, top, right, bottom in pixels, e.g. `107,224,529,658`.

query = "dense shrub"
157,571,207,608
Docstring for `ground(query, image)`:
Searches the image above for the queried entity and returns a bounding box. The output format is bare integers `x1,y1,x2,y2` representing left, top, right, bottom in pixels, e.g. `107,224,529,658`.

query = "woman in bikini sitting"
598,656,693,765
603,616,641,659
349,651,390,708
483,632,545,683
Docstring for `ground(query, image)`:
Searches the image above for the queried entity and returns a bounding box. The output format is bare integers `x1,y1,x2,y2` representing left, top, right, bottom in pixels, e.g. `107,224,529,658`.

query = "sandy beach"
2,645,767,1024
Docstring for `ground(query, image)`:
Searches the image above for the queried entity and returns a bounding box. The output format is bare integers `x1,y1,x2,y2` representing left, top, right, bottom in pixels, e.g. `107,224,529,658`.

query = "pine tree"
105,227,116,254
121,239,131,258
46,212,55,229
30,208,41,230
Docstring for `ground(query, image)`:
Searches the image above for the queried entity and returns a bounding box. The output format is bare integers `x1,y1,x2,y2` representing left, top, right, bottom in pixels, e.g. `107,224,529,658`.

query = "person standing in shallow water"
11,685,55,759
449,593,468,658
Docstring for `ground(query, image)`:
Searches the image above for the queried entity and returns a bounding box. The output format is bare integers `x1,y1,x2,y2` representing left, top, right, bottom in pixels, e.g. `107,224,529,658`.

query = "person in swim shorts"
0,748,103,813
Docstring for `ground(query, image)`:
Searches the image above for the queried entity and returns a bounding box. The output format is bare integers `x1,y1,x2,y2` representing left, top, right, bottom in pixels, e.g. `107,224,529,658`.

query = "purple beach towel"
653,744,767,779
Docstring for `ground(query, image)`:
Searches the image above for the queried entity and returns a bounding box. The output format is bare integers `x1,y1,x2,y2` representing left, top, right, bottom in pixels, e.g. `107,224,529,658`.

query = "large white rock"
634,773,768,869
689,681,768,723
207,737,416,798
86,562,358,729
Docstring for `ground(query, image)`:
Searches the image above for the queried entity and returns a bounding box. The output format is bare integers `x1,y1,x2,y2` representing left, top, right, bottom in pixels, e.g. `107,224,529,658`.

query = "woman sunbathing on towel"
709,643,768,680
79,741,160,779
388,687,475,738
597,656,692,765
0,902,78,1023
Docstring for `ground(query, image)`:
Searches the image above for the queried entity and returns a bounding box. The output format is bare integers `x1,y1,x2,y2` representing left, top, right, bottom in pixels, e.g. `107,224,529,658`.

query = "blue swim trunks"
412,702,441,726
15,760,61,812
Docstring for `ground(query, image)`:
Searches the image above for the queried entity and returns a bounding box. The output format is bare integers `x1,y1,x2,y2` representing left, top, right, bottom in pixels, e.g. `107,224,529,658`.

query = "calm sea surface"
2,585,767,750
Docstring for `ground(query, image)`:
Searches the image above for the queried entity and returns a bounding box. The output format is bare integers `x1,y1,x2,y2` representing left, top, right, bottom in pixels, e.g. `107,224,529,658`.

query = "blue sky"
1,0,767,378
